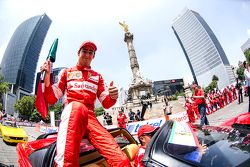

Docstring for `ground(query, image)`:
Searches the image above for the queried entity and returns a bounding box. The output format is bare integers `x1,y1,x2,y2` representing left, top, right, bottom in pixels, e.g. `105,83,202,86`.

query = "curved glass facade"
241,38,250,53
172,8,235,89
0,14,51,93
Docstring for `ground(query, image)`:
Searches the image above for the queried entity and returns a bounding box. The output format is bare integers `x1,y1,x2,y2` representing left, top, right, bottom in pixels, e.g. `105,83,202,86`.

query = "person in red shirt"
228,86,233,103
190,97,201,119
117,108,127,128
41,41,130,167
184,98,195,123
192,84,209,126
134,125,159,167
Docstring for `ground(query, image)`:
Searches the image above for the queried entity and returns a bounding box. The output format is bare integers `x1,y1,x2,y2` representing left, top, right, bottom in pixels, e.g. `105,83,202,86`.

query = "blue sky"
0,0,249,91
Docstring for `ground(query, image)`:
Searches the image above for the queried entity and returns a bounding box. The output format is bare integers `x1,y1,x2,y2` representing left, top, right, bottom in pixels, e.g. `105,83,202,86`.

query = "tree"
212,75,219,81
94,106,104,117
204,80,218,94
236,66,245,80
49,103,63,120
14,96,35,120
30,108,43,122
0,74,10,107
245,49,250,65
30,102,63,123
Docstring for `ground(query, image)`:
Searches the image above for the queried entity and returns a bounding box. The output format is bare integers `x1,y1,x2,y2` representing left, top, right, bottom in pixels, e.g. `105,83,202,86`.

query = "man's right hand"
40,60,51,73
40,60,51,87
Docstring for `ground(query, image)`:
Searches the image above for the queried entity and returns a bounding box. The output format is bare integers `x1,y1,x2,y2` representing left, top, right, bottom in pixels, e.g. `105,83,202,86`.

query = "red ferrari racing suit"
117,112,127,128
134,146,146,167
44,65,130,167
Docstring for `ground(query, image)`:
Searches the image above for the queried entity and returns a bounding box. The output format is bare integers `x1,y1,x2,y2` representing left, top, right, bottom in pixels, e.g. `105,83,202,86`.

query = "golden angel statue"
119,21,129,32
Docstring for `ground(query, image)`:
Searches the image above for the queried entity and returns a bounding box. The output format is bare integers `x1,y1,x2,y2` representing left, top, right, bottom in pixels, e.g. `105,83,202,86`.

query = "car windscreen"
163,122,250,167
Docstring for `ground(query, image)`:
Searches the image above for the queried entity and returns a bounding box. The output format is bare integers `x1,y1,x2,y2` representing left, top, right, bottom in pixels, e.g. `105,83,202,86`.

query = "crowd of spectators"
185,84,240,123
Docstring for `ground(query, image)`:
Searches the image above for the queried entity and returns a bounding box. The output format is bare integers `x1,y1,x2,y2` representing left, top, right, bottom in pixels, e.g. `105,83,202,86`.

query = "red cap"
138,125,159,138
192,84,198,88
78,41,97,54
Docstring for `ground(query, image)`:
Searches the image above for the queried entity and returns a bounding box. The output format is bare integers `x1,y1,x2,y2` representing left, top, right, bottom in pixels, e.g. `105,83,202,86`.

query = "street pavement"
206,96,248,126
0,127,41,167
0,96,248,167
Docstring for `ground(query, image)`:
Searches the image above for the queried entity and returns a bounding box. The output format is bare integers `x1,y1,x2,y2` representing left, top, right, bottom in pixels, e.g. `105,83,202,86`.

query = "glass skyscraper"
0,14,51,94
241,38,250,53
172,8,235,89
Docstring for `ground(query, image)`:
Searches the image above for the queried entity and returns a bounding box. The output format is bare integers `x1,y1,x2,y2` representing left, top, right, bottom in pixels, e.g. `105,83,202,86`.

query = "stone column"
124,32,142,83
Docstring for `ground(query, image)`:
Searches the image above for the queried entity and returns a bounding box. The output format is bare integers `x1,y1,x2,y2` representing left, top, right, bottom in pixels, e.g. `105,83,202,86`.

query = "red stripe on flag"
35,80,48,119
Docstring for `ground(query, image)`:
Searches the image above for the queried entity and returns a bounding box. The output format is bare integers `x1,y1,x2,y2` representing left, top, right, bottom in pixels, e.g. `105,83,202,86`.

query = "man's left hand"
109,81,118,100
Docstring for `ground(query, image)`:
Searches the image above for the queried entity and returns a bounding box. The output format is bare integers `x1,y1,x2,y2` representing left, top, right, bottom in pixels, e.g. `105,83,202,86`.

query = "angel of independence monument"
119,22,153,106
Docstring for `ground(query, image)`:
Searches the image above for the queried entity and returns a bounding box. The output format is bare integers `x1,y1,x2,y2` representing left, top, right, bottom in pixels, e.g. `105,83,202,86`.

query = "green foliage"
14,96,35,120
94,106,104,117
30,108,43,122
0,75,9,95
204,87,209,95
245,49,250,65
204,80,218,94
174,90,185,97
49,103,63,120
0,75,10,107
30,103,63,123
210,80,217,89
236,66,245,80
212,75,219,81
168,95,178,101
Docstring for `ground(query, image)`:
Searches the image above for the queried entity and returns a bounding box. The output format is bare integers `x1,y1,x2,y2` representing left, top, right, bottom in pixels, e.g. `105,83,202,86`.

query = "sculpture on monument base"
119,21,153,105
119,21,129,33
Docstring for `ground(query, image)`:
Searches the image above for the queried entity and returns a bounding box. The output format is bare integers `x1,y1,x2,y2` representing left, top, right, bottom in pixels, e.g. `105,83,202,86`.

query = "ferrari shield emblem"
88,72,92,78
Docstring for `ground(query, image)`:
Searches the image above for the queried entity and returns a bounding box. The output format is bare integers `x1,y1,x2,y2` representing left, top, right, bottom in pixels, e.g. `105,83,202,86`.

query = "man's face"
139,134,152,147
193,86,197,91
78,45,95,66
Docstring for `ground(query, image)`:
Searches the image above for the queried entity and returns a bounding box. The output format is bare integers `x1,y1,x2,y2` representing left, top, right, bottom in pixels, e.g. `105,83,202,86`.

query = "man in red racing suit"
41,41,131,167
117,108,127,128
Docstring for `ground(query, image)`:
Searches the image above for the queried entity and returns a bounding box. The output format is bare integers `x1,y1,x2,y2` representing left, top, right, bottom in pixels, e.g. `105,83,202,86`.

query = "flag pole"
35,38,58,119
41,38,58,82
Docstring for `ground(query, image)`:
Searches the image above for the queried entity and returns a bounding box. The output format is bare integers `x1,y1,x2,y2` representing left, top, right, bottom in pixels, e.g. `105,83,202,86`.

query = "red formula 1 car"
16,128,138,167
17,113,250,167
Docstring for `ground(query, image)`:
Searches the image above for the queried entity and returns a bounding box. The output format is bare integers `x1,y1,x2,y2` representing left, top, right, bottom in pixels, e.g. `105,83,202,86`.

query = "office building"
0,14,51,96
153,79,184,96
172,8,235,89
241,38,250,53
